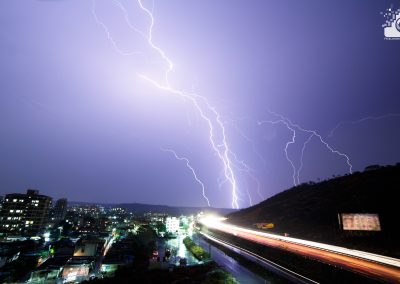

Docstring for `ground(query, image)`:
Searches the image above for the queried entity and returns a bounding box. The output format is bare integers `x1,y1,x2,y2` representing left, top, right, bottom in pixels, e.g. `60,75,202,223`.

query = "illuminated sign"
254,223,274,230
341,213,381,231
62,265,89,281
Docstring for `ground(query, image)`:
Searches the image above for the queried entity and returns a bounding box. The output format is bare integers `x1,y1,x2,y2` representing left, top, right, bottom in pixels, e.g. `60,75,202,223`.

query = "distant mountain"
118,203,235,216
227,164,400,257
68,201,235,216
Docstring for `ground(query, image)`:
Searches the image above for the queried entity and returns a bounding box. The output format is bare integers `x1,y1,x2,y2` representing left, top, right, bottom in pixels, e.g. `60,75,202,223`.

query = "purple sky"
0,0,399,208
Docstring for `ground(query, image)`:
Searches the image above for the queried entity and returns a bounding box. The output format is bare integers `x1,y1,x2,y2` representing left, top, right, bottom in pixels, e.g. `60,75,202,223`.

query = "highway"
199,217,400,283
197,232,318,284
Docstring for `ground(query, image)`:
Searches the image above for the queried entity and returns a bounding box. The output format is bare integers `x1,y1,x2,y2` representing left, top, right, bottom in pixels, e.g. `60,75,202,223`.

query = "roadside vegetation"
183,236,210,260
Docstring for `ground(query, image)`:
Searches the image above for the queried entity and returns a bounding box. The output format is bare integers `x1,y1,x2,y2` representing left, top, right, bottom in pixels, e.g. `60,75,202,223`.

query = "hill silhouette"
118,203,235,216
69,201,235,217
227,164,400,258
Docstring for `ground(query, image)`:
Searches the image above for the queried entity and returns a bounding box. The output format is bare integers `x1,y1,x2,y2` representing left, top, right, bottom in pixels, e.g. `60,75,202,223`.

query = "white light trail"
162,148,210,207
199,217,400,269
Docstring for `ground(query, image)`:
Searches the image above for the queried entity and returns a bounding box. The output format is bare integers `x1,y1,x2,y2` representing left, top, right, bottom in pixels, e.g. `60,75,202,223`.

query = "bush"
183,237,210,260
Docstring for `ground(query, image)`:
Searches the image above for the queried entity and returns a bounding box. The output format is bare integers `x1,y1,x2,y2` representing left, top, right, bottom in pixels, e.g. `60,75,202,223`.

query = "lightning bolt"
225,120,267,167
162,148,210,207
258,111,353,186
228,150,264,205
136,0,174,86
248,171,263,202
93,0,358,207
91,0,145,56
244,184,253,207
93,0,241,208
257,118,298,186
328,113,400,138
297,133,314,185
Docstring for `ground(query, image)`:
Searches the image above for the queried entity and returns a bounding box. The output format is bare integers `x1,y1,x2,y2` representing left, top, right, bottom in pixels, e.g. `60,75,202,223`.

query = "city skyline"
1,0,399,208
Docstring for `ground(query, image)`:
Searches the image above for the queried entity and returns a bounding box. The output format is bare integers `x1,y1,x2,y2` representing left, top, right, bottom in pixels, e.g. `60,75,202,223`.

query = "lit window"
13,199,17,202
9,210,14,213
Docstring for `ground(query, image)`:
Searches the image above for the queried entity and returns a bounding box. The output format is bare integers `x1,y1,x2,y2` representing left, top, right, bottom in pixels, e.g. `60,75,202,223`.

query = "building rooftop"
36,256,70,270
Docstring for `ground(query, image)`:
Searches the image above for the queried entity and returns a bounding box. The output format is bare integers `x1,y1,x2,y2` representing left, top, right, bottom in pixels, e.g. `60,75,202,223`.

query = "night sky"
1,0,399,208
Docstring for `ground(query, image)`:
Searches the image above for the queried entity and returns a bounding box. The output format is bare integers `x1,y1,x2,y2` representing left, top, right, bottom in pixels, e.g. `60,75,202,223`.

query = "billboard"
340,213,381,231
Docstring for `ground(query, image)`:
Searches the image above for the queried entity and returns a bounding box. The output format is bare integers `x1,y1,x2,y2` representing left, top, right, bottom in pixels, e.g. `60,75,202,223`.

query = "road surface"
195,232,316,284
199,217,400,283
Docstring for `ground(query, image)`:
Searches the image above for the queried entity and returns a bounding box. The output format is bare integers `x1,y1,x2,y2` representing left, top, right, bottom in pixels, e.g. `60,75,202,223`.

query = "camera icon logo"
396,18,400,32
384,8,400,39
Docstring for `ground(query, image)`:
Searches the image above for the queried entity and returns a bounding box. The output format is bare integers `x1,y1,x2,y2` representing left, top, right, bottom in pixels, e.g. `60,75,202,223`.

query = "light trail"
162,148,211,207
328,113,400,138
93,0,241,208
199,231,319,284
199,217,400,282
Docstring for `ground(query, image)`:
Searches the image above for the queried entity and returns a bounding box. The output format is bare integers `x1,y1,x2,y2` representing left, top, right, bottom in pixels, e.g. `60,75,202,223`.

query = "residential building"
165,217,179,234
0,189,52,236
53,198,68,222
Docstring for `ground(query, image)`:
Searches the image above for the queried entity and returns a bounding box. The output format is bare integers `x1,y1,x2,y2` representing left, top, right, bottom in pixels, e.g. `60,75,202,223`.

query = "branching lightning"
92,0,364,208
228,150,263,205
225,120,267,167
136,0,174,86
162,148,210,207
258,111,353,186
257,117,298,186
137,0,242,209
92,0,144,56
297,134,314,185
93,0,241,208
328,113,400,138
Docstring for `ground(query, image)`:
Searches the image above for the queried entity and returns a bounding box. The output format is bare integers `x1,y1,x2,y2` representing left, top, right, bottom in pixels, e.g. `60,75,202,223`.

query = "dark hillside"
227,164,400,257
